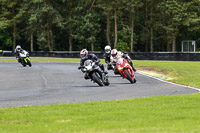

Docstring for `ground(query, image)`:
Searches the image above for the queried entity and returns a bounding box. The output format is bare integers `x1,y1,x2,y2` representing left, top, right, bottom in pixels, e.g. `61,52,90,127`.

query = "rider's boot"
129,61,136,72
132,66,137,72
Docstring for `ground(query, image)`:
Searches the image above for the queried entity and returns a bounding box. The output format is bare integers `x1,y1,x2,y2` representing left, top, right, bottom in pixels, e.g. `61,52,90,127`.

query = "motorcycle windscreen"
84,60,93,66
116,58,124,65
21,51,25,54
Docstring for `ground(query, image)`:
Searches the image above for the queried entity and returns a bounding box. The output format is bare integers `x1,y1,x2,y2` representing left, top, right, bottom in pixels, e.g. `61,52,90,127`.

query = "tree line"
0,0,200,52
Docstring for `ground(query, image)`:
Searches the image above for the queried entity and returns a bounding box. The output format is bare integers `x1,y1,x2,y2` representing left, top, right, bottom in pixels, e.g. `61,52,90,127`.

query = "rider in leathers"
111,49,137,72
14,45,23,63
103,45,113,70
79,49,107,79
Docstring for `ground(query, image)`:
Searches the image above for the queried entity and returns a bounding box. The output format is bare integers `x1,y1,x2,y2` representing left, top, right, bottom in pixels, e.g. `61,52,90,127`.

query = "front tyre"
27,59,32,67
21,60,26,67
124,70,134,83
92,72,104,86
104,78,110,86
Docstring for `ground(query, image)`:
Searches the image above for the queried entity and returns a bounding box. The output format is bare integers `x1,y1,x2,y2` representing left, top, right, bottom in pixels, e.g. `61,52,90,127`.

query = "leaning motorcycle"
19,50,32,67
116,58,136,83
78,60,109,86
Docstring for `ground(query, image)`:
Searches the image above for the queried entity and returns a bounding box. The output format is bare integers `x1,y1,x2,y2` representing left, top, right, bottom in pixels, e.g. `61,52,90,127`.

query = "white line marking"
40,74,47,89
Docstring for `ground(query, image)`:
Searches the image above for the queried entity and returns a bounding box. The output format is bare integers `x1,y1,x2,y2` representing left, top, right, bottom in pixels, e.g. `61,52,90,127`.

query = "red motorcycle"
115,58,136,83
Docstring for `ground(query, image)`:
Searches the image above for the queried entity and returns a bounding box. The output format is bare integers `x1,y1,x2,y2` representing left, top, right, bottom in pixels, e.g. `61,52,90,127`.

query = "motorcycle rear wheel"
92,72,104,86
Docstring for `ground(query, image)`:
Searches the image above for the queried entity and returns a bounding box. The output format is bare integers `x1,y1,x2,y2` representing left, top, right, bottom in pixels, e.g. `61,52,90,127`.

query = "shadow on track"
70,85,103,88
111,82,133,85
107,75,121,78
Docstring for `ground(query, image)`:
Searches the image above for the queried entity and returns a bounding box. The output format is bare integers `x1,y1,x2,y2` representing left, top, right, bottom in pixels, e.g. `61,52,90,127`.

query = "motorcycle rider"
78,49,108,79
103,45,113,70
14,45,23,63
111,49,137,72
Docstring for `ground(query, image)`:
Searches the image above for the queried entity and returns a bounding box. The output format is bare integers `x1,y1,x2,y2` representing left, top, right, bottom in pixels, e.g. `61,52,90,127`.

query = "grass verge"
0,94,200,133
0,59,200,133
133,60,200,89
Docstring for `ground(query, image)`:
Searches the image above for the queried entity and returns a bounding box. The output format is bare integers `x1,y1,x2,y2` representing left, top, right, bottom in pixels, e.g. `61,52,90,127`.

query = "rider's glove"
81,68,86,73
95,62,99,65
112,62,116,66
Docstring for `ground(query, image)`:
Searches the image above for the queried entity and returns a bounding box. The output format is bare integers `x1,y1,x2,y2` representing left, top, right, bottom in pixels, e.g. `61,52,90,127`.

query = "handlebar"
78,66,85,70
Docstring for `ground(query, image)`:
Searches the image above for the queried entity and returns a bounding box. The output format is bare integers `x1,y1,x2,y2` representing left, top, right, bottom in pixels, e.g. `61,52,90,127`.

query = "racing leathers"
14,48,23,63
79,54,107,79
111,51,136,72
103,52,113,70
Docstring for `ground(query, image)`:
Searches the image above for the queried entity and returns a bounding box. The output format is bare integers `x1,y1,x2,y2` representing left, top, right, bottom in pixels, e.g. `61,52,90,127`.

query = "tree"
121,0,143,52
0,30,12,49
96,1,112,46
0,0,26,51
72,12,101,51
28,0,63,51
52,0,77,51
157,0,186,52
0,0,200,52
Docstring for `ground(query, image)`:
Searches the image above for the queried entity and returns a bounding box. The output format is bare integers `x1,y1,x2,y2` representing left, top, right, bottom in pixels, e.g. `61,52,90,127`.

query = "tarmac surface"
0,62,199,108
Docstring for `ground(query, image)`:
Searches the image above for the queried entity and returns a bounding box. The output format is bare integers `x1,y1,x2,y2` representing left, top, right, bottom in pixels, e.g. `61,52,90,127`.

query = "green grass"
133,61,200,89
0,59,200,133
0,94,200,133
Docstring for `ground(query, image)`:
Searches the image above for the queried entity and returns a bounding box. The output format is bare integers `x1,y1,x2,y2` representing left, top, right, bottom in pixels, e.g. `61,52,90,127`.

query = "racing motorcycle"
115,58,136,83
19,50,32,67
78,60,109,86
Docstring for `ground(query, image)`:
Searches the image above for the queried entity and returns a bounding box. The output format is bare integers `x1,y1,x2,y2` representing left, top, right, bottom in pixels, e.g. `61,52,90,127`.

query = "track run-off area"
0,61,199,108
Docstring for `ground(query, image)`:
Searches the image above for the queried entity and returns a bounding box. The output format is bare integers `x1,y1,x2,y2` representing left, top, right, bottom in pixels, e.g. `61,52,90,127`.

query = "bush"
116,40,130,52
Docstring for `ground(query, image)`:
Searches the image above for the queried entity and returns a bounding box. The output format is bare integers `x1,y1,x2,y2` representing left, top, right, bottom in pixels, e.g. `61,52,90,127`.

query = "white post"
192,41,195,52
181,41,183,52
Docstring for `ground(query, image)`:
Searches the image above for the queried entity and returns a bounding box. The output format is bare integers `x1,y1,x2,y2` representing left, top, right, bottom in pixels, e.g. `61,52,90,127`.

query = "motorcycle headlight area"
117,65,123,70
85,66,92,70
125,63,129,67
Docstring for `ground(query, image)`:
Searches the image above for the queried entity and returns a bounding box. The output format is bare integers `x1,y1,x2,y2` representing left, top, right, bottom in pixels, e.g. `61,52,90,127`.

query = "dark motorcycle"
78,60,109,86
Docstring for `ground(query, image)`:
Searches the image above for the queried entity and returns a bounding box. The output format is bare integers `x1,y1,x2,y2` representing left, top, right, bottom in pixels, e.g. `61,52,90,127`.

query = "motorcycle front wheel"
27,59,32,67
104,77,110,86
92,72,104,86
21,60,26,67
124,70,134,83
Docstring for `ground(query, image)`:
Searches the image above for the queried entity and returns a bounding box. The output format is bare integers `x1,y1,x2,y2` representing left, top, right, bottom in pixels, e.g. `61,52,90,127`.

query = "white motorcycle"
19,50,32,67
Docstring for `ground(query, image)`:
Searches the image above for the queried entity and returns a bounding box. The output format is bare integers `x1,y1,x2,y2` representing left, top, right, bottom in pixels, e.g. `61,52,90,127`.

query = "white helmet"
16,45,21,52
16,45,21,49
111,49,118,58
105,45,111,54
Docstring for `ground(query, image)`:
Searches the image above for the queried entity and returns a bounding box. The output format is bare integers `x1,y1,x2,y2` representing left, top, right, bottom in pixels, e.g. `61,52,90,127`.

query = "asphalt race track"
0,62,199,108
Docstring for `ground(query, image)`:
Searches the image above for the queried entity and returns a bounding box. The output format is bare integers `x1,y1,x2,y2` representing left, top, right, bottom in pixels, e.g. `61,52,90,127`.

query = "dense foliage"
0,0,200,52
